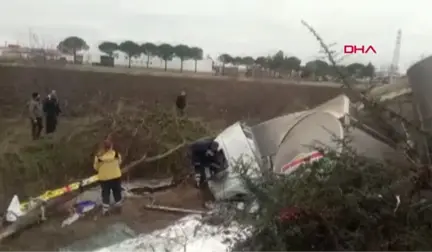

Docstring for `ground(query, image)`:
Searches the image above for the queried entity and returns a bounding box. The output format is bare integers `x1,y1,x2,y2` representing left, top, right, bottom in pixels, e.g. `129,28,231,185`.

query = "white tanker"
208,94,407,200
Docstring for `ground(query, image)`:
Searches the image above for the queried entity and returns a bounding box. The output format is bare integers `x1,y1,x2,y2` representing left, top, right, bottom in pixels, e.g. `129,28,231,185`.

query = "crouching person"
189,138,227,207
93,139,123,216
189,137,226,187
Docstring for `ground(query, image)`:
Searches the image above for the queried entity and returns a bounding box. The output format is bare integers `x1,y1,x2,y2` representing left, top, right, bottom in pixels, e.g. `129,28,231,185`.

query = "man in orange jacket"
93,139,123,215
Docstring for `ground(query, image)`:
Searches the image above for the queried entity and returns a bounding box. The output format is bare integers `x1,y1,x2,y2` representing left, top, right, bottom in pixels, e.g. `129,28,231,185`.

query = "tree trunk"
128,56,132,68
164,60,168,71
194,60,198,73
180,59,183,72
72,49,76,64
146,55,150,68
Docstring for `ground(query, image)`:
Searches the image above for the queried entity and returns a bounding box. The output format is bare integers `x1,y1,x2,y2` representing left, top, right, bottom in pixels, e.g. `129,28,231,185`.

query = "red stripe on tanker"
281,151,324,173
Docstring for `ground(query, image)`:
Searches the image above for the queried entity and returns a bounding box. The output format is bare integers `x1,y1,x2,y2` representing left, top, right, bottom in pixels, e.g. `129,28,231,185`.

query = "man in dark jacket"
175,91,187,116
43,90,61,134
29,92,44,140
189,137,226,188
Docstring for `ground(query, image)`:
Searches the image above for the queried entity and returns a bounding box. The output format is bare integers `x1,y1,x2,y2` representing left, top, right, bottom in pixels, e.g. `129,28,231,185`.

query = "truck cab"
208,122,262,200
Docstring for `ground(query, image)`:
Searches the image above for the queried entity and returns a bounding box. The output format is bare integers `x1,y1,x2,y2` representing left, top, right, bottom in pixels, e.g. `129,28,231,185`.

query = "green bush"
234,149,432,250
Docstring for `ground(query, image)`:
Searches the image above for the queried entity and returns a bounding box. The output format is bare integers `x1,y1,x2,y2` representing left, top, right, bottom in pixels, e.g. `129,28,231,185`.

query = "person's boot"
112,201,122,215
101,204,110,216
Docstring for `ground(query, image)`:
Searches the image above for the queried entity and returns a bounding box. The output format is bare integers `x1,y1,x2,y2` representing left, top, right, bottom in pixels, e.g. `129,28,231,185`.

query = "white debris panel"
94,214,249,252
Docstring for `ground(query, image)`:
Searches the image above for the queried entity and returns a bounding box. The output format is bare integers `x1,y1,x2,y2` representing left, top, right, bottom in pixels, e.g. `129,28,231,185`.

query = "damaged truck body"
208,94,404,200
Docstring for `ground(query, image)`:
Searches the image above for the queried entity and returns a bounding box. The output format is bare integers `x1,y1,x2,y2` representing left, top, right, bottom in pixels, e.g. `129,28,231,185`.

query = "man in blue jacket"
189,137,226,188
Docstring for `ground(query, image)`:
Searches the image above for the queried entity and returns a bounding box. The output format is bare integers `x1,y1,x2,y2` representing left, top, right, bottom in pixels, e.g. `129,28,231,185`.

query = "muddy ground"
1,183,204,250
0,65,341,251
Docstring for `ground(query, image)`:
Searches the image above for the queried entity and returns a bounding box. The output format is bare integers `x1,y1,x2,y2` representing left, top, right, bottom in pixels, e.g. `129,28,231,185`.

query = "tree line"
57,36,204,72
217,51,376,80
57,36,376,79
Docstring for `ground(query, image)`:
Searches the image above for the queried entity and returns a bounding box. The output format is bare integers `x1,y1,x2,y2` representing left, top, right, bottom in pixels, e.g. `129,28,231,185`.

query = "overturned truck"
207,94,407,200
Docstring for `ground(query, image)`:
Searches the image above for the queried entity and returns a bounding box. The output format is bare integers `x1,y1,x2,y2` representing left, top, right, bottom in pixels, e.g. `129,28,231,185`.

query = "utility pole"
388,29,402,85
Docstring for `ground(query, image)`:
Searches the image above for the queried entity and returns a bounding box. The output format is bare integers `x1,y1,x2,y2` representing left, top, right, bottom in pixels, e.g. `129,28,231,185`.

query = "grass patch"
0,108,212,209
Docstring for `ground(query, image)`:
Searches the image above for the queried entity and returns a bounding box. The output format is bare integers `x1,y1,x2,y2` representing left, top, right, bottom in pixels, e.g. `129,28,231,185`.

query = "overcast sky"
0,0,427,72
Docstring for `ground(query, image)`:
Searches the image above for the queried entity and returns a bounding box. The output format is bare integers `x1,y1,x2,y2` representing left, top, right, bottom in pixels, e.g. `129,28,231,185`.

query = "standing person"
175,91,187,116
43,90,61,134
28,92,43,140
93,138,123,215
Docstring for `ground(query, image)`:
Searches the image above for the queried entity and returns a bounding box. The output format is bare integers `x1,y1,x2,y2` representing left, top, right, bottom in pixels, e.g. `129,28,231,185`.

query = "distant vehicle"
100,55,114,67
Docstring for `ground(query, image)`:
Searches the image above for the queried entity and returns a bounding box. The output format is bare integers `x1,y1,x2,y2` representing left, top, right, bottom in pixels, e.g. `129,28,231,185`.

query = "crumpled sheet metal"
251,94,350,157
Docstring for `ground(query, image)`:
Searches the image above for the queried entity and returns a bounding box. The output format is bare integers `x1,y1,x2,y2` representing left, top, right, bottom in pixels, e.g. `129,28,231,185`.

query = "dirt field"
0,63,345,88
0,65,341,251
0,65,341,123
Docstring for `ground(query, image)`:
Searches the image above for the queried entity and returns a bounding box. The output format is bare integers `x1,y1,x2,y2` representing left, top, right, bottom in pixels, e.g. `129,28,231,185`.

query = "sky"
0,0,428,73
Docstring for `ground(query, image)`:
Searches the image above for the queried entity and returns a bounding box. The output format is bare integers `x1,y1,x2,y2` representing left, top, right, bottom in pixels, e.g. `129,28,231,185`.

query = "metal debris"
143,204,207,215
